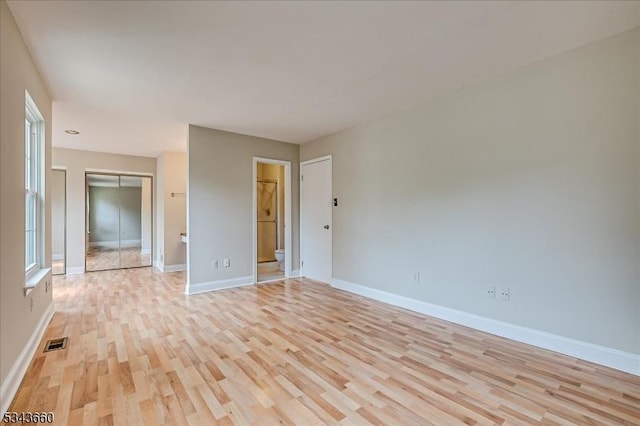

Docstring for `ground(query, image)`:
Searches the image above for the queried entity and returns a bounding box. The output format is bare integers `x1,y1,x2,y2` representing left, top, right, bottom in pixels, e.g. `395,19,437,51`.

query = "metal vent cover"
44,337,68,352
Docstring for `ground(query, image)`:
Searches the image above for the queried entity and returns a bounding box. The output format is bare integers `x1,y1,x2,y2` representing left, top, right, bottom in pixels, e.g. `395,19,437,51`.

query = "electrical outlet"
224,258,230,268
413,272,420,283
486,286,496,298
211,260,218,269
500,288,510,301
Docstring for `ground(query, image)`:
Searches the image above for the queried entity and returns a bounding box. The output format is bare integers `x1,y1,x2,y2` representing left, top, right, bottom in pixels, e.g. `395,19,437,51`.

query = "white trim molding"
1,303,54,415
290,269,301,278
186,276,254,295
65,266,85,275
84,168,153,177
155,261,186,273
331,278,640,376
164,264,186,273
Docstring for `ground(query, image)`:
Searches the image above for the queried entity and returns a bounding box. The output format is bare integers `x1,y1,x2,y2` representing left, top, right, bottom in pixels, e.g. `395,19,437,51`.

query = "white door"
301,157,332,282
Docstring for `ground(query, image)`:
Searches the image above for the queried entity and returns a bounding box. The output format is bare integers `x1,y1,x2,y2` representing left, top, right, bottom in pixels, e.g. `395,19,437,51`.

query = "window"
25,92,44,280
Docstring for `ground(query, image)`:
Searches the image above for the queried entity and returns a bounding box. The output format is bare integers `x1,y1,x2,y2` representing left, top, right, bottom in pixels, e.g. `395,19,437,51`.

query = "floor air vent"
44,337,68,352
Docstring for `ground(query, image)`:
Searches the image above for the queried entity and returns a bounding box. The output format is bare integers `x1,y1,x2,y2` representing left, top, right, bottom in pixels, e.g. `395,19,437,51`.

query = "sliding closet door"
86,174,121,271
85,173,152,271
119,176,152,268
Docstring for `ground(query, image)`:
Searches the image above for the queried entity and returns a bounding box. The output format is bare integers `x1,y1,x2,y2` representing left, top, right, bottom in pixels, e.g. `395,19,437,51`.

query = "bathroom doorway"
253,158,292,283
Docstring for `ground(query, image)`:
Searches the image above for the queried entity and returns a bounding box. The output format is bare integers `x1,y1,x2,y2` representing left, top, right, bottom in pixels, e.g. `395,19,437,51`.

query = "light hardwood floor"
85,244,151,271
8,269,640,425
257,262,284,283
52,260,65,275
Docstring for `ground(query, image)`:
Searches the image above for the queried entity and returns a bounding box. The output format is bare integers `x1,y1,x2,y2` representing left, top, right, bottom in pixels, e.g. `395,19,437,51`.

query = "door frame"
299,155,332,281
84,170,154,272
252,157,292,283
51,167,67,275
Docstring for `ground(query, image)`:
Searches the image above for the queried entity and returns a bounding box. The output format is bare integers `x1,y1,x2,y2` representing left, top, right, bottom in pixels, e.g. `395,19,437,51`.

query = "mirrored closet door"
85,173,152,271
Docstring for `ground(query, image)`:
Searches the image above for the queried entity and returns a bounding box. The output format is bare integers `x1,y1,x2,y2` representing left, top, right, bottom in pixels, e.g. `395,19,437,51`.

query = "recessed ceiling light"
65,129,79,135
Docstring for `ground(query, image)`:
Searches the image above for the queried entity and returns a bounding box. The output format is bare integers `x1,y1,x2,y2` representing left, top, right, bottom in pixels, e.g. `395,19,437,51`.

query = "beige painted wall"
188,126,299,288
156,151,186,268
0,0,53,395
156,155,165,266
51,170,66,258
301,29,640,354
52,148,156,272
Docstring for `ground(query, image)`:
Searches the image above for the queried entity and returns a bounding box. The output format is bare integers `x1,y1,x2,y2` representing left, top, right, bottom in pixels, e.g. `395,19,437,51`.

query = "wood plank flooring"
8,268,640,425
257,262,284,283
85,244,151,271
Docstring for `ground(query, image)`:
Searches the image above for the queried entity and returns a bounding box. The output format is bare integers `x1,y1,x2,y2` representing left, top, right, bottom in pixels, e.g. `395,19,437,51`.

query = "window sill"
24,267,51,296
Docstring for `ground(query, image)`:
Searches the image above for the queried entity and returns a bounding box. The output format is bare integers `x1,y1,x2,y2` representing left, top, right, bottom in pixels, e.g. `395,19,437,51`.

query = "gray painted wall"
118,187,142,243
88,186,142,243
88,187,118,243
301,29,639,354
0,0,53,392
188,126,299,288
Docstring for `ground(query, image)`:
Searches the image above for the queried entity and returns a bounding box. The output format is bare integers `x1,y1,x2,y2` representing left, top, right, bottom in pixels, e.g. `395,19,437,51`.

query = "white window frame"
25,92,44,282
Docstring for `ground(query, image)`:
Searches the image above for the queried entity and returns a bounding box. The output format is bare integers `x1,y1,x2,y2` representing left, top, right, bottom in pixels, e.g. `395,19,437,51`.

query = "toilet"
274,249,285,272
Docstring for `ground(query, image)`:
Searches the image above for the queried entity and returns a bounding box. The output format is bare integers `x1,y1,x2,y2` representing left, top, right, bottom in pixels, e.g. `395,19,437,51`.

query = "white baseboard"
89,239,141,247
89,241,116,247
290,269,301,278
331,278,640,376
154,261,185,273
164,264,186,273
1,303,54,415
52,253,64,261
65,266,85,275
187,275,254,295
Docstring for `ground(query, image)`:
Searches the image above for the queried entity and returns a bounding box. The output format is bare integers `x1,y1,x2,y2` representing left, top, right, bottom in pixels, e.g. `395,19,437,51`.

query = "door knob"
324,225,330,229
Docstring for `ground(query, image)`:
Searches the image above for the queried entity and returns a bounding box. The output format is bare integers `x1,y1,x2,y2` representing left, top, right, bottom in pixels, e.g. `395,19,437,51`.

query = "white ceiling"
7,1,639,158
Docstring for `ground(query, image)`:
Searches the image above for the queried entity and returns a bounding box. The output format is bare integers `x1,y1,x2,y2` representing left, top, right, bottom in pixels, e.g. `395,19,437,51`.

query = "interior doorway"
253,158,292,283
85,172,153,272
51,168,66,275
